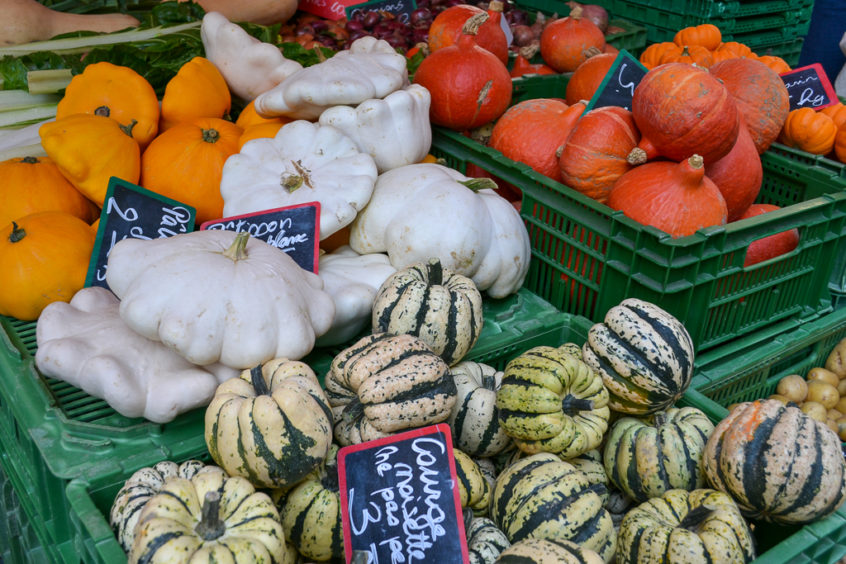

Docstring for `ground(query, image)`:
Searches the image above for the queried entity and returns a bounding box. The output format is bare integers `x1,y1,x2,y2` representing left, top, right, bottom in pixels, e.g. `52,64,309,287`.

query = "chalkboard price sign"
345,0,418,23
200,202,321,274
338,424,468,564
584,49,648,112
780,63,838,111
85,177,196,290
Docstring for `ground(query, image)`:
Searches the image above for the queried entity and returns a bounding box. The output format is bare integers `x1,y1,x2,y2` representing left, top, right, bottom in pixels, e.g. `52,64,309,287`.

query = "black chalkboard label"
584,49,648,112
200,202,321,274
346,0,418,23
780,63,838,111
85,177,196,290
338,424,468,564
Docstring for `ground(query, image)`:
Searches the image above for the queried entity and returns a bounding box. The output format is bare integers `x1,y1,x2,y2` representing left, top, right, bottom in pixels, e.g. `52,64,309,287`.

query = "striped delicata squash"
324,332,457,445
494,537,604,563
449,360,513,457
465,511,510,564
204,358,334,489
582,298,694,414
496,343,610,457
372,257,484,366
454,448,493,516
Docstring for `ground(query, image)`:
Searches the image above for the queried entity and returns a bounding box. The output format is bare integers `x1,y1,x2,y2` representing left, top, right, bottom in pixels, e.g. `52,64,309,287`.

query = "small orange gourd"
822,103,846,129
778,108,837,155
0,211,96,321
639,42,680,69
55,61,159,149
715,41,753,59
670,45,714,68
140,117,242,224
756,55,791,74
0,156,99,227
673,24,722,50
540,7,606,73
160,57,232,132
835,122,846,163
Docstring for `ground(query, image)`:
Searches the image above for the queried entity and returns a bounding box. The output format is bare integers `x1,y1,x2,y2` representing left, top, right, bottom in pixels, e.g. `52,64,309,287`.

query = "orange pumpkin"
639,42,681,69
238,122,285,150
778,108,837,155
0,211,96,320
565,52,616,105
835,122,846,163
427,1,509,65
669,44,714,67
715,41,753,59
673,23,722,50
160,57,232,132
510,54,557,78
756,55,791,74
822,103,846,130
539,7,606,73
140,117,243,224
55,61,159,149
0,156,99,227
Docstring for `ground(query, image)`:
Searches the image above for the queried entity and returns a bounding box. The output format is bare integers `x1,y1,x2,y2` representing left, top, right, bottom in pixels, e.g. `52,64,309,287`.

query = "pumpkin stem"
462,12,489,35
249,364,270,396
94,105,111,117
202,128,221,143
688,154,704,169
426,257,444,286
459,177,498,192
518,43,540,60
678,505,715,531
119,119,138,138
321,461,340,492
627,147,648,165
561,394,594,415
8,222,26,243
281,159,313,193
488,0,504,13
569,5,583,18
21,156,39,164
583,46,602,59
195,491,226,541
223,231,250,261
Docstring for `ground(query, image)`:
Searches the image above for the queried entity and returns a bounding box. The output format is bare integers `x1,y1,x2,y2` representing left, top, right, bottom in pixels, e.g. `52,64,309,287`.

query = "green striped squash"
129,467,290,563
494,537,605,564
204,358,334,489
703,399,846,524
604,406,715,503
582,298,694,415
449,361,513,457
504,449,610,504
466,513,511,564
273,444,342,562
455,448,493,515
372,258,483,366
617,488,756,563
490,452,616,562
324,332,456,445
110,459,207,553
496,344,610,457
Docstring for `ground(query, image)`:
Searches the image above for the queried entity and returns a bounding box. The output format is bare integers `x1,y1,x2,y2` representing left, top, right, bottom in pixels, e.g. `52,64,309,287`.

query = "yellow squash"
160,56,232,132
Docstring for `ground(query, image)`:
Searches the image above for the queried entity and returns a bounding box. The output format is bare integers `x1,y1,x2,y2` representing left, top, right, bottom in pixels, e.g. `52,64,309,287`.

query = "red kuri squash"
704,115,762,221
426,1,509,65
539,6,606,73
565,52,616,105
738,204,799,266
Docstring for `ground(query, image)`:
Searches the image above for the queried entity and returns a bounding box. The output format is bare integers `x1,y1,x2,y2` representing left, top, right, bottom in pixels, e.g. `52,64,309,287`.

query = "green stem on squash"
94,105,111,117
426,257,443,286
249,364,270,396
8,222,25,243
561,394,594,415
459,178,498,192
223,232,250,262
202,128,220,144
195,491,226,541
119,119,137,139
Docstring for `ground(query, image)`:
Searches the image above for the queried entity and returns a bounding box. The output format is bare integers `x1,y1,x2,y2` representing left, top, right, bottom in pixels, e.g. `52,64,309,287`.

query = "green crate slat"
605,0,813,19
0,461,54,564
603,18,647,53
640,19,812,46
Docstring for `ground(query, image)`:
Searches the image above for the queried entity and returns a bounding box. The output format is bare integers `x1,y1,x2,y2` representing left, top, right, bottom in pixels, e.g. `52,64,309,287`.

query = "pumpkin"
539,7,606,73
427,1,509,65
204,358,334,489
494,537,604,563
140,116,242,225
607,154,728,238
558,106,640,203
55,61,159,149
669,45,714,68
822,102,846,129
449,360,513,457
703,399,846,524
756,54,791,74
159,56,231,131
414,13,512,130
510,54,557,78
673,23,721,50
0,156,99,227
490,452,616,561
324,333,456,445
272,444,343,562
779,107,838,155
455,448,493,515
565,52,616,105
632,63,739,163
490,98,583,183
466,512,511,564
638,42,681,69
496,343,610,457
0,212,95,321
709,57,791,154
739,204,800,266
110,459,208,553
617,488,756,563
715,41,753,60
372,257,484,366
704,114,763,221
582,298,695,415
129,466,289,563
603,407,715,503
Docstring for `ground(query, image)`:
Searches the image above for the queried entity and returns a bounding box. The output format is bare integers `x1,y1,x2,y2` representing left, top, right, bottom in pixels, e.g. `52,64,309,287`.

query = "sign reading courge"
338,424,468,564
584,48,648,113
780,63,838,111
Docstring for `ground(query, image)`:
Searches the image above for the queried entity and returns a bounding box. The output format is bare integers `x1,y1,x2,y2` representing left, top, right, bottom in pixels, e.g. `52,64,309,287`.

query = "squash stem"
462,12,488,35
678,505,715,531
223,232,250,261
249,364,270,396
119,119,138,139
8,222,26,242
94,105,111,117
21,156,38,164
463,507,475,532
561,394,594,415
195,491,226,541
202,128,220,144
459,178,498,192
427,258,443,286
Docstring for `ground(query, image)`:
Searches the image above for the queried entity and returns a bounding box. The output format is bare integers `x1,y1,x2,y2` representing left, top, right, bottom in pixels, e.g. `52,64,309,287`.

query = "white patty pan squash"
254,36,409,120
220,120,378,241
349,163,531,298
316,245,396,347
105,230,335,369
318,84,432,173
35,287,232,424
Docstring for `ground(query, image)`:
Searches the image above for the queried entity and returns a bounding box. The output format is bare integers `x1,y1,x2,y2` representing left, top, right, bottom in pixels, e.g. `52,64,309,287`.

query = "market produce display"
2,1,846,563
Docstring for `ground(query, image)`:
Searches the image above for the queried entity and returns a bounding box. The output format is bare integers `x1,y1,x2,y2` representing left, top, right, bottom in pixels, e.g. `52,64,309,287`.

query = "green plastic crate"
430,124,846,369
0,460,54,564
762,38,805,67
638,18,812,46
605,0,813,19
